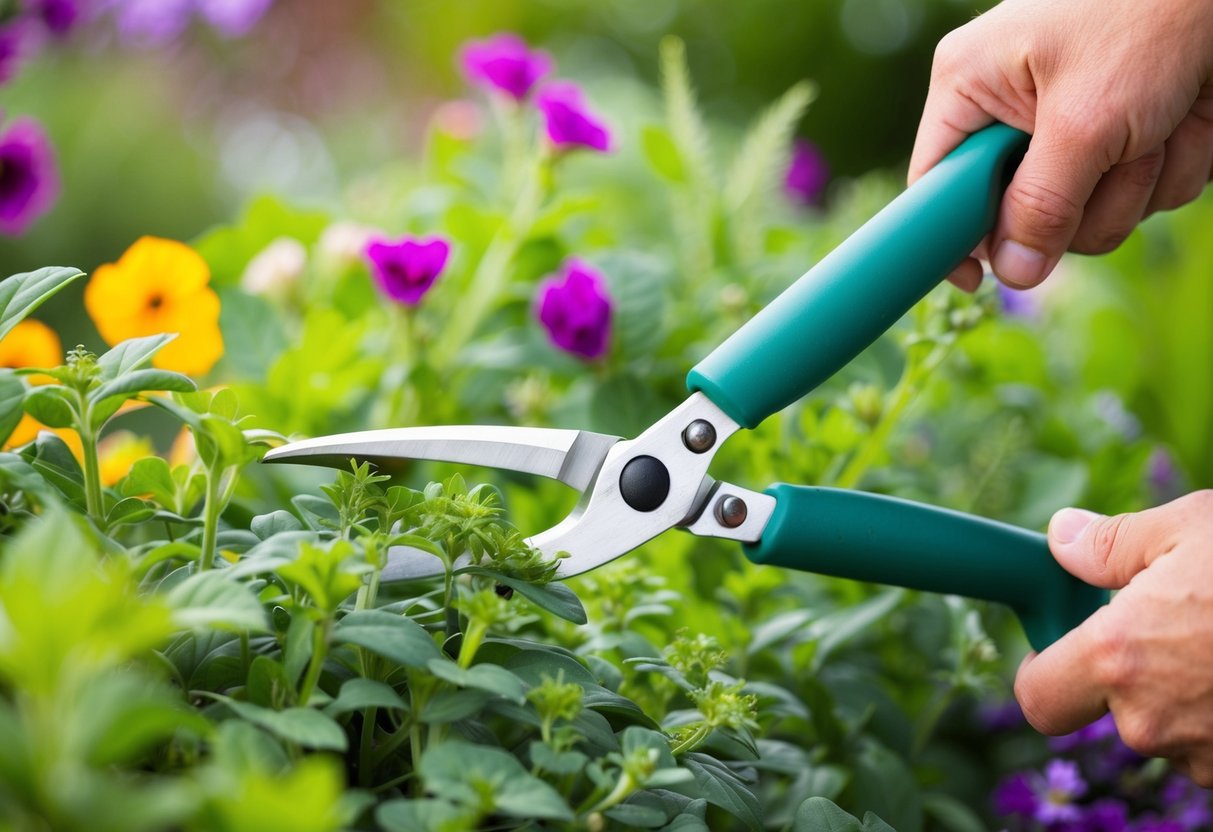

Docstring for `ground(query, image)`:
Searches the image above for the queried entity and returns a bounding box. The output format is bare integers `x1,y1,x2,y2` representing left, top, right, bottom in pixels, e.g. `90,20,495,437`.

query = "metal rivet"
714,495,747,528
682,419,716,454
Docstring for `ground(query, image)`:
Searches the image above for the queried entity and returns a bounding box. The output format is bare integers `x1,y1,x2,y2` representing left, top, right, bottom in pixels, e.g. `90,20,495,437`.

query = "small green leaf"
251,509,302,539
106,496,156,528
426,659,526,705
419,739,573,821
208,696,348,752
246,656,292,709
0,373,25,447
0,267,84,342
641,125,687,183
120,456,178,507
792,797,864,832
417,689,493,724
21,432,84,504
324,678,406,716
376,799,472,832
332,610,442,668
678,753,763,831
458,567,587,624
22,386,76,429
92,368,196,404
167,571,269,632
96,334,176,380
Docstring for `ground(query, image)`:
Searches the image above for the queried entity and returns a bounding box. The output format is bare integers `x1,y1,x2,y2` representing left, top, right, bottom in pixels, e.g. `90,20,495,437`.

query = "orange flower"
97,430,154,487
0,319,70,449
85,236,224,377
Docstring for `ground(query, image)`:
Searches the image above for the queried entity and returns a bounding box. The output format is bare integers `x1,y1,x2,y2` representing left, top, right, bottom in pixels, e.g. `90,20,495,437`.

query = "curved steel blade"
263,425,619,491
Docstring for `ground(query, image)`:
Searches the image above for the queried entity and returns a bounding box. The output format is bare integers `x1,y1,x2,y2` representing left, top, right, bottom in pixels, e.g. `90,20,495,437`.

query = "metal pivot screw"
682,419,716,453
714,495,748,528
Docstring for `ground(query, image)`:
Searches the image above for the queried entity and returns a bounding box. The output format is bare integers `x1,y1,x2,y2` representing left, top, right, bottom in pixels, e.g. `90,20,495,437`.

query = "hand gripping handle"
687,124,1029,429
744,485,1107,650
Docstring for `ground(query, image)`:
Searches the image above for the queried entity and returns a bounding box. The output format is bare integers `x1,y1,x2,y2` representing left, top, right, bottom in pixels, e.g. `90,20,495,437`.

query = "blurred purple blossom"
364,235,451,306
38,0,81,37
101,0,271,45
1147,447,1183,503
784,138,829,205
536,82,613,153
0,117,59,236
1051,713,1120,753
1162,776,1213,830
1037,759,1088,824
1081,798,1130,832
1134,818,1186,832
536,258,612,360
994,771,1039,818
998,281,1040,319
196,0,272,37
978,699,1026,732
0,23,28,85
459,33,552,101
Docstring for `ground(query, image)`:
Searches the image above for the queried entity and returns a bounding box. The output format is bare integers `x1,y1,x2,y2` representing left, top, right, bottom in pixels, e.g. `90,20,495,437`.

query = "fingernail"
993,240,1049,287
1051,508,1102,544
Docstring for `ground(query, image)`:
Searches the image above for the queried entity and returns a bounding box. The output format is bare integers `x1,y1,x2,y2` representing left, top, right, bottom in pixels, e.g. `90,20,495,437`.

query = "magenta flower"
459,33,552,101
108,0,194,45
196,0,273,37
785,138,829,205
38,0,81,37
364,235,451,306
536,82,613,153
535,258,612,360
0,117,60,236
1162,776,1213,831
0,24,28,85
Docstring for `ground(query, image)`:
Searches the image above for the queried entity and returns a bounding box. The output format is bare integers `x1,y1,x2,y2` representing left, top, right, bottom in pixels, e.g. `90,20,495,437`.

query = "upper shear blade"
262,425,620,491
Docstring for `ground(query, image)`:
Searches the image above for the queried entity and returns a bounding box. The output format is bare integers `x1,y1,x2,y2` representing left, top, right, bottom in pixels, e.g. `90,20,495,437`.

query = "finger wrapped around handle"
744,484,1107,651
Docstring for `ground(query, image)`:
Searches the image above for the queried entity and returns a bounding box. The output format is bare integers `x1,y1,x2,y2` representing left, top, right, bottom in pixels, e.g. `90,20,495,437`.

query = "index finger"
1013,605,1115,735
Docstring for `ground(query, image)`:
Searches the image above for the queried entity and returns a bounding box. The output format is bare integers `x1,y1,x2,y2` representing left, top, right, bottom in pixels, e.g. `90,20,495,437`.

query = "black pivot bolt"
682,419,716,453
619,455,671,512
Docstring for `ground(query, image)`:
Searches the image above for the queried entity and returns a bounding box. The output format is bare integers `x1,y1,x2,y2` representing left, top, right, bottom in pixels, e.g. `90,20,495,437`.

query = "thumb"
1048,501,1185,589
989,110,1114,287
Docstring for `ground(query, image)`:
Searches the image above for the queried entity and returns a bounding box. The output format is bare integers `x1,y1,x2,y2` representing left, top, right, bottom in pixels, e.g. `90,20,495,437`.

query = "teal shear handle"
745,486,1106,651
687,123,1029,430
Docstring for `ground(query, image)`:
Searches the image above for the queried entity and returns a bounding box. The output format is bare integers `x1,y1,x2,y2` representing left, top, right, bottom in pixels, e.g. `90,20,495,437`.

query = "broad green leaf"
808,589,904,670
605,804,668,827
121,456,177,507
246,656,292,709
641,125,687,183
106,496,156,528
167,571,269,632
0,267,84,342
419,739,573,821
0,451,54,500
850,740,922,832
251,509,302,539
96,334,176,380
529,741,588,775
217,288,288,378
678,753,763,831
209,696,348,752
0,372,25,446
417,688,493,724
77,671,205,766
21,432,85,505
332,610,442,668
862,814,900,832
426,659,527,705
324,678,406,716
598,251,669,359
662,814,711,832
792,797,863,832
921,793,984,832
458,567,587,624
22,386,76,429
376,799,473,832
211,720,290,776
92,369,196,405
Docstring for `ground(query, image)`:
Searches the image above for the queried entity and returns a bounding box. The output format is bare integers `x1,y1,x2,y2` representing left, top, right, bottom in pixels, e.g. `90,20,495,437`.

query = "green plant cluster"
0,38,1204,832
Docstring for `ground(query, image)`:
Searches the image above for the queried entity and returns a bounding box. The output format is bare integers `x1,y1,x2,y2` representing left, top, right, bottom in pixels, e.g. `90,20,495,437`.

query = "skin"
910,0,1213,781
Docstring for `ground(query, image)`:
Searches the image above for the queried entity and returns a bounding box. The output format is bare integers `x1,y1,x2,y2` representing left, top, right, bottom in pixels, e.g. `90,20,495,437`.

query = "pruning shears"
264,124,1107,652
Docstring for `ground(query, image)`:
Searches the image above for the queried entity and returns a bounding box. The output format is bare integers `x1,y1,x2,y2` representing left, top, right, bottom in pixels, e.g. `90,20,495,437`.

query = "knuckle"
1090,514,1134,581
1088,609,1136,690
1006,178,1082,239
931,30,968,75
1180,488,1213,516
1128,147,1167,187
1153,181,1206,212
1071,224,1135,255
1116,711,1166,757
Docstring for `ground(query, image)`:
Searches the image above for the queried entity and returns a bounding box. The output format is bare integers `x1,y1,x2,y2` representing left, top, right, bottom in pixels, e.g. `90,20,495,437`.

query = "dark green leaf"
419,739,573,820
809,589,904,670
23,386,76,429
792,797,863,832
529,741,588,775
921,793,984,832
324,678,405,716
376,799,471,832
850,740,922,832
426,659,526,705
246,656,292,709
22,432,84,504
251,509,302,539
0,373,25,447
332,610,442,668
678,753,762,831
458,567,587,624
209,696,348,752
606,804,669,827
418,689,493,724
0,267,84,342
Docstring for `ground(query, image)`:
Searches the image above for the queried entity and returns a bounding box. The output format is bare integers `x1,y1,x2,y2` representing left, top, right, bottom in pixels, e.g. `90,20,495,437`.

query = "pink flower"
364,235,451,306
459,33,552,101
784,138,829,205
0,24,29,85
535,258,612,360
0,117,60,236
536,82,613,153
38,0,82,37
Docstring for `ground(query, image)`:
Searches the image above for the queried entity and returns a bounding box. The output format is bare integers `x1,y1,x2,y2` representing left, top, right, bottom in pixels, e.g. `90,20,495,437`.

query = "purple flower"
1036,759,1088,824
978,699,1026,732
1083,798,1130,832
0,24,28,85
994,772,1039,818
38,0,81,37
196,0,273,37
0,117,60,236
1162,775,1213,830
1147,447,1183,503
364,235,451,306
1051,712,1121,752
785,139,829,205
536,82,613,153
459,33,552,101
998,281,1040,319
109,0,194,45
1134,818,1186,832
535,258,612,360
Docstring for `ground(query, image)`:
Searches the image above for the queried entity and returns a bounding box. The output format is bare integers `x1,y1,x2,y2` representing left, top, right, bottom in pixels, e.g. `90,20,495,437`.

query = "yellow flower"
85,236,224,377
97,430,154,487
0,319,68,449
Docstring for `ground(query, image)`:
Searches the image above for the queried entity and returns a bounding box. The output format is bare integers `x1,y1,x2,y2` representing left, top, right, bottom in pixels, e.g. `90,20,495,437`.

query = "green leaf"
120,456,177,507
417,689,494,724
426,659,527,705
529,741,588,775
660,36,714,194
598,251,669,359
921,793,984,832
251,509,302,539
0,267,84,342
22,386,76,429
641,125,687,183
106,496,156,528
850,740,922,832
246,656,292,709
458,567,587,625
166,571,269,632
589,373,665,438
0,372,25,447
376,799,472,832
217,288,288,378
419,739,573,821
324,678,405,716
332,610,442,668
808,589,904,670
96,334,176,381
209,696,348,752
606,804,669,827
724,80,817,211
678,753,763,831
22,431,84,504
92,369,196,404
862,814,900,832
792,797,863,832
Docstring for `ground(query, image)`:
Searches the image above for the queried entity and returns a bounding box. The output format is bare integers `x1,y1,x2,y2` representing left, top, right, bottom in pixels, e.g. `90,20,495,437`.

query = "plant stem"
358,706,378,788
198,469,223,571
580,772,636,816
298,617,330,705
669,722,713,757
457,619,487,669
75,396,104,524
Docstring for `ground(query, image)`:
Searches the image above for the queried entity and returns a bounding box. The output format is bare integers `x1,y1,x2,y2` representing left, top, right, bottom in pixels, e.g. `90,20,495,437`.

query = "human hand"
1015,491,1213,784
911,0,1213,291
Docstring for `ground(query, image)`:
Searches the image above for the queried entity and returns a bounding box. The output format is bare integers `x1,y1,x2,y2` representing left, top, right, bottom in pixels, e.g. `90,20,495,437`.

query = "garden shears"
264,124,1107,652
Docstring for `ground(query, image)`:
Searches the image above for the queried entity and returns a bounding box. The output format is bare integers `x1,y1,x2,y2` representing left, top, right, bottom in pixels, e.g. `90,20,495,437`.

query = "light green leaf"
376,799,472,832
458,567,586,625
167,571,269,632
660,36,714,194
92,369,196,404
324,678,406,716
120,456,177,507
332,610,442,668
106,496,156,528
209,696,348,752
419,739,573,820
0,372,25,447
641,125,687,183
0,267,84,343
96,334,176,380
251,509,302,539
22,386,76,429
